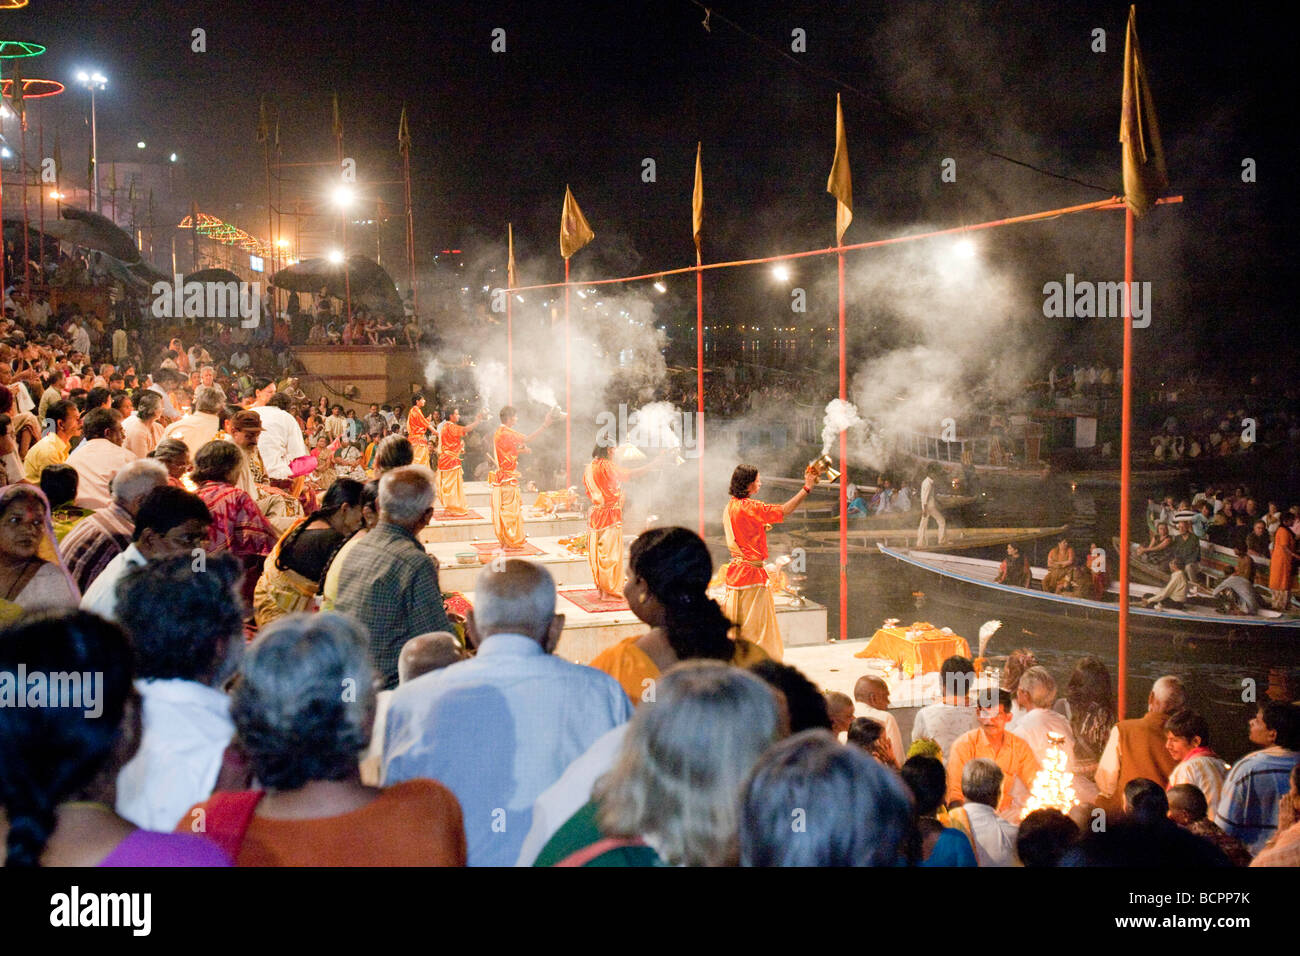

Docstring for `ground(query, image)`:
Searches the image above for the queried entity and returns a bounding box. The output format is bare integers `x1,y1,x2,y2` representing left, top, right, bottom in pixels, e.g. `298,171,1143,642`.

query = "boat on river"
788,524,1067,555
877,544,1299,638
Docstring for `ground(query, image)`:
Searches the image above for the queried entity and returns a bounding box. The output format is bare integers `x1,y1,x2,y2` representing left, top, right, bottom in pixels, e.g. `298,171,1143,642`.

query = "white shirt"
1168,753,1230,813
857,702,905,766
912,701,980,758
80,543,147,622
960,801,1020,867
122,415,164,458
1007,706,1076,771
111,328,128,360
515,723,628,867
920,475,936,509
67,438,138,510
115,678,235,831
70,324,91,355
160,411,221,457
382,633,633,867
254,405,308,480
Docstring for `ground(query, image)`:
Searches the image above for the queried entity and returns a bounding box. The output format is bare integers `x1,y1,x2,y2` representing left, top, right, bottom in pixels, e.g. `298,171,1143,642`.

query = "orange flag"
826,93,853,244
560,185,594,259
507,223,517,289
692,142,704,264
1120,5,1167,218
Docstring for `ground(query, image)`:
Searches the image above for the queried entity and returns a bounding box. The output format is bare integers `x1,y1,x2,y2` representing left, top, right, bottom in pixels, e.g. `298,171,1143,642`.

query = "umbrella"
184,268,242,285
271,255,403,316
41,206,140,263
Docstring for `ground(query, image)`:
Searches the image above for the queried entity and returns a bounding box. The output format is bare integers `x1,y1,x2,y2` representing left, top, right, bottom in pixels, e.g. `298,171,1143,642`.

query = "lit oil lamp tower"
1021,731,1078,819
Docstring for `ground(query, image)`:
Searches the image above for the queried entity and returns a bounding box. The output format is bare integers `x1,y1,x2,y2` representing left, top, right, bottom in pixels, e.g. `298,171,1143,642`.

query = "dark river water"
769,446,1300,763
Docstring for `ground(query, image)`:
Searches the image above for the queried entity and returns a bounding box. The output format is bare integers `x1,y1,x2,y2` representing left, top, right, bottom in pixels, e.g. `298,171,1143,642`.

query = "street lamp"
75,70,107,212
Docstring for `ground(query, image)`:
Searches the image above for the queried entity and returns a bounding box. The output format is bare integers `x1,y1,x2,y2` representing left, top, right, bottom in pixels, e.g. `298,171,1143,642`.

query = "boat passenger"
994,543,1031,588
1142,557,1188,610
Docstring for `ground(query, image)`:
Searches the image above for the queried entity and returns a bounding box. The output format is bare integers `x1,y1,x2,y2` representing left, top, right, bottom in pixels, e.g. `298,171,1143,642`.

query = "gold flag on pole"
508,223,518,289
398,104,411,155
1120,5,1167,218
826,93,853,244
560,185,594,259
692,142,704,264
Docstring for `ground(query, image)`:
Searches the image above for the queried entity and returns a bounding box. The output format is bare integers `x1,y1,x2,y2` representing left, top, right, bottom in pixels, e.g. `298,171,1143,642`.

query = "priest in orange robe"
436,407,485,515
583,443,663,600
722,463,818,661
490,405,555,548
407,393,433,467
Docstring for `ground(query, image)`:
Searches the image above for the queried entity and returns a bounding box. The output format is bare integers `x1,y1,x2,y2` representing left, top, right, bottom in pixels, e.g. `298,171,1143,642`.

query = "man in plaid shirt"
60,458,170,593
333,465,452,689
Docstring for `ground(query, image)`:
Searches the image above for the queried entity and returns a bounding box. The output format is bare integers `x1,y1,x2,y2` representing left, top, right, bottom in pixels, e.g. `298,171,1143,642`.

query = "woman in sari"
310,435,338,496
590,526,767,706
192,440,280,605
993,543,1031,588
0,484,79,624
149,438,192,488
253,479,364,626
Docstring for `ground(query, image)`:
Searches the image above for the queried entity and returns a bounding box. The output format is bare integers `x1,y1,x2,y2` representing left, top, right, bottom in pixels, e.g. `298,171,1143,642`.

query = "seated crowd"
0,455,1296,866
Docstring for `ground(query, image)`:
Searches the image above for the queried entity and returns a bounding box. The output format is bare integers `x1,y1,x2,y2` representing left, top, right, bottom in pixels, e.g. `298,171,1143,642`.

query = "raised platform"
418,510,588,544
461,481,492,510
429,534,598,591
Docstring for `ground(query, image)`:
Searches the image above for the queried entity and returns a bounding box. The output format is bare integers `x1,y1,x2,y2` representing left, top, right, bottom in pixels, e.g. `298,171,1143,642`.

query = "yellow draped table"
855,622,970,676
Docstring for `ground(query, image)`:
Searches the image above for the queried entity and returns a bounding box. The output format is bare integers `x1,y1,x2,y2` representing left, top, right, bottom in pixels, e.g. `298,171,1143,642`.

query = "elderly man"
1095,675,1185,807
23,399,80,482
123,391,166,458
948,758,1019,866
853,675,905,768
161,385,226,456
946,689,1040,821
147,367,186,423
333,466,453,689
226,409,302,532
825,691,855,737
382,559,633,866
1008,666,1076,766
113,551,244,832
65,408,137,511
60,458,169,593
361,631,466,786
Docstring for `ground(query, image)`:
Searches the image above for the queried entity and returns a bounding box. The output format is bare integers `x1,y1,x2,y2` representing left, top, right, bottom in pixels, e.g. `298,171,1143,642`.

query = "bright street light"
76,69,108,211
136,141,146,149
327,249,345,264
772,264,790,282
954,238,976,259
169,152,178,162
331,184,354,208
653,281,667,293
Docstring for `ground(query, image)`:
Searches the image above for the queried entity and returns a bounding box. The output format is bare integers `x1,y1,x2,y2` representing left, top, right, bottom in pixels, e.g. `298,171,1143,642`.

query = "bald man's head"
398,632,467,684
469,559,562,650
854,675,889,709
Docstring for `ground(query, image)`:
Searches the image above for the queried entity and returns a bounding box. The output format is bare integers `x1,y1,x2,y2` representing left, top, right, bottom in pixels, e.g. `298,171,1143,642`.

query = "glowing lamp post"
75,70,107,212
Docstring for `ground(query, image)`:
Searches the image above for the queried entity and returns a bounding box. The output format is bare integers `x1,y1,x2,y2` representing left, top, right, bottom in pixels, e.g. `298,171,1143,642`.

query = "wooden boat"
1113,536,1300,609
877,544,1299,637
787,524,1068,554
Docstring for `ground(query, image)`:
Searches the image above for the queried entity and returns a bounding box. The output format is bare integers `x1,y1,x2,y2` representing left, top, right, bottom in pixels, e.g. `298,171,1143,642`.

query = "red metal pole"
506,259,513,405
37,117,45,280
696,263,704,536
838,251,847,642
20,120,31,290
564,257,571,487
1117,206,1135,720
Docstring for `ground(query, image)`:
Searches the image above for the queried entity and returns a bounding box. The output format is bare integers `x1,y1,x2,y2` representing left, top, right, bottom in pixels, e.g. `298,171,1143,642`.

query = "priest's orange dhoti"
436,420,470,515
722,495,786,661
584,457,628,597
408,406,432,468
490,425,528,547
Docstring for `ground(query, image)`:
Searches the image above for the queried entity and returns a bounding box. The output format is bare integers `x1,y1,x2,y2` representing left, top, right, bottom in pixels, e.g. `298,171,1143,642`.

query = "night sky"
5,0,1296,378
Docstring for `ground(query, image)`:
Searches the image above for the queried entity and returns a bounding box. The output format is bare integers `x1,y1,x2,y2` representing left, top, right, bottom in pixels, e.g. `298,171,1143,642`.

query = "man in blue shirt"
382,559,633,866
1215,701,1300,855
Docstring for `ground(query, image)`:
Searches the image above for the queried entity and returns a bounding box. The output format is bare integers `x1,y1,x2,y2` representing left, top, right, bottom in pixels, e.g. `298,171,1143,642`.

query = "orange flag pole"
506,223,515,405
1118,207,1134,719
